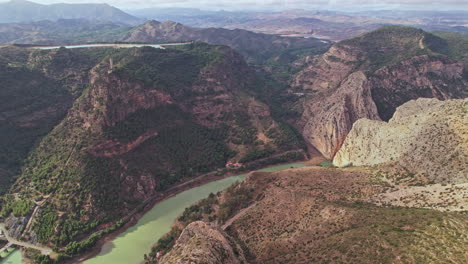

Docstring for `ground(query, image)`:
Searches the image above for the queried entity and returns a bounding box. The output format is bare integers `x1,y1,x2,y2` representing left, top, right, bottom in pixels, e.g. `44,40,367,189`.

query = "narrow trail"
222,202,257,230
419,36,426,49
63,140,79,167
22,206,40,236
21,140,79,239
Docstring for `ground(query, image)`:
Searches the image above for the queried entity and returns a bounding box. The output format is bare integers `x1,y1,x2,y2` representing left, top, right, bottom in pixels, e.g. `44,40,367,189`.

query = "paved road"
0,242,13,254
0,224,52,255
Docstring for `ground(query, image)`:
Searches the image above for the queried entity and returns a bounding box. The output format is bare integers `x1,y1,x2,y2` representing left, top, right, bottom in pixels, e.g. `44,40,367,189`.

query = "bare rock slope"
159,221,247,264
334,98,468,184
295,26,467,160
154,166,468,264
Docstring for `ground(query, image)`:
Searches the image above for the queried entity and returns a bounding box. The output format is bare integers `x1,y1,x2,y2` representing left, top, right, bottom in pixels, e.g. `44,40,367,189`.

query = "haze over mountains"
0,0,141,24
0,0,467,42
129,8,468,40
0,1,466,264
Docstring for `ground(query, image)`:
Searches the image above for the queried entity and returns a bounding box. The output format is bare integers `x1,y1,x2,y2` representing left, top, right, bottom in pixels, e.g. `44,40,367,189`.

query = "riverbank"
0,248,21,264
67,161,310,264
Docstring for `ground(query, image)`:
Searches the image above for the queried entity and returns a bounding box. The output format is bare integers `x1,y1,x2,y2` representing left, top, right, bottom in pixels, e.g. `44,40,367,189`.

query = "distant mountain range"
0,19,133,44
129,8,468,41
122,20,330,63
0,0,142,25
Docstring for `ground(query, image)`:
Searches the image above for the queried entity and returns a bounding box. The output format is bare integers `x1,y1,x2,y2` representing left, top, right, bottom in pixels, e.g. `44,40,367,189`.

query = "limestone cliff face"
292,44,361,92
295,28,467,160
369,55,466,121
78,63,174,131
301,71,381,159
333,98,468,184
159,221,247,264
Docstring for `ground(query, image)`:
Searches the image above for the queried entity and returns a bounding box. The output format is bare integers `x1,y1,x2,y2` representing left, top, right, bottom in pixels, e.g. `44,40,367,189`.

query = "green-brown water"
0,249,21,264
83,163,305,264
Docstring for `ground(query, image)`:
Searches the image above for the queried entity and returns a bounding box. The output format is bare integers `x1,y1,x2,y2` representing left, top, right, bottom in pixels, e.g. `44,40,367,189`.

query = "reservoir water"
0,250,21,264
0,163,305,264
31,43,190,50
83,163,305,264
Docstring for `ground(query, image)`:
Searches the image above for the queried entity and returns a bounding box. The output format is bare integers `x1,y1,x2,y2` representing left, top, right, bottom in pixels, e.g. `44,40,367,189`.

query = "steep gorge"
294,26,467,159
0,44,305,255
333,98,467,184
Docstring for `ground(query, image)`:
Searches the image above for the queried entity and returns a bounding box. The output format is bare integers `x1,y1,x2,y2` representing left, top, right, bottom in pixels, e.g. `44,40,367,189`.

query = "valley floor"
156,165,468,264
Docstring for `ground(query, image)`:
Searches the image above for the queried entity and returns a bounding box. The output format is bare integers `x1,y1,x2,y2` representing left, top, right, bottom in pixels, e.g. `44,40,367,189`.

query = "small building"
226,161,243,169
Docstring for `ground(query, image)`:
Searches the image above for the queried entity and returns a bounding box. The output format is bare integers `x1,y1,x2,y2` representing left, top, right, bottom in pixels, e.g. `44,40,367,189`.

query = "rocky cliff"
159,221,247,264
295,26,467,159
333,98,467,184
1,43,305,250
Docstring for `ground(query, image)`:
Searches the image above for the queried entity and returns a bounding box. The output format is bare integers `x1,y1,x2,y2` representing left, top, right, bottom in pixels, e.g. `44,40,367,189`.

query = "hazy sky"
6,0,468,11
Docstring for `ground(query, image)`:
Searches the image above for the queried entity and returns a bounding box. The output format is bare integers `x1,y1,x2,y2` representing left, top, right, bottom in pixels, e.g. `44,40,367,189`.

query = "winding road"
0,224,52,255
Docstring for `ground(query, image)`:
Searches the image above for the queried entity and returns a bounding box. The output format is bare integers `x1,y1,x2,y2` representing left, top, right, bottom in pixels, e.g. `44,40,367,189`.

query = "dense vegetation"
217,183,254,222
0,46,119,194
122,120,233,191
0,42,305,253
338,26,434,70
336,25,468,73
0,195,32,217
0,52,71,192
112,43,223,95
431,31,468,63
266,121,305,151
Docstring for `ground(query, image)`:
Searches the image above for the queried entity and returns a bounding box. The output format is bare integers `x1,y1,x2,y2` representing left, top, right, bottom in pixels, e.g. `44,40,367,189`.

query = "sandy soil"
371,183,468,212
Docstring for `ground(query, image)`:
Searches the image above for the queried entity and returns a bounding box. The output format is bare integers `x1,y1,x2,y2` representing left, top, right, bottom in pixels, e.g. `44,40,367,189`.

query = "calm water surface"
32,43,189,50
83,163,305,264
0,250,21,264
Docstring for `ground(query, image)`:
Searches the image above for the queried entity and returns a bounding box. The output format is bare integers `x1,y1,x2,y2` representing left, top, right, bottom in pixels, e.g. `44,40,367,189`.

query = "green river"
1,163,305,264
0,250,21,264
84,163,305,264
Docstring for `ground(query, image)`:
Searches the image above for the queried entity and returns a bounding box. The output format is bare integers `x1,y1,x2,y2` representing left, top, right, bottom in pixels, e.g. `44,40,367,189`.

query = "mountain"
0,43,306,257
0,19,132,44
148,97,468,264
0,45,113,193
334,98,467,184
121,20,331,63
147,164,468,264
0,0,141,25
159,221,247,264
294,26,467,160
128,8,468,41
0,19,330,64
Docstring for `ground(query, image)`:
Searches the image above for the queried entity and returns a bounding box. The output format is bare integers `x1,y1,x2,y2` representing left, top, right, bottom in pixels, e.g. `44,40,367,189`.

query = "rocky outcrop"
296,27,467,160
3,43,306,247
333,98,468,184
369,55,466,121
159,221,247,264
292,44,361,91
300,71,381,159
202,166,468,264
78,64,174,130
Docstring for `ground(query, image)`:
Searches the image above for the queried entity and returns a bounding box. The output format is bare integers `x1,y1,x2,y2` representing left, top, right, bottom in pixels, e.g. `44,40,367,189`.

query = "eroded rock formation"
334,98,468,184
